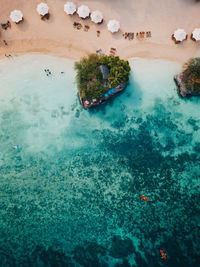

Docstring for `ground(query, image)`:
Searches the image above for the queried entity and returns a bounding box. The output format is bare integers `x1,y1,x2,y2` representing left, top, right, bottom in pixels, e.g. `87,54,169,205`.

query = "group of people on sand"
123,31,151,40
73,22,90,32
73,21,101,36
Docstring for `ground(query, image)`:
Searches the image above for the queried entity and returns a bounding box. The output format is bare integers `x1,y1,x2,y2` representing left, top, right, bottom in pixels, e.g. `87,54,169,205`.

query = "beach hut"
172,29,187,43
107,20,120,33
91,10,103,24
64,2,76,15
10,10,23,24
191,28,200,41
77,5,90,19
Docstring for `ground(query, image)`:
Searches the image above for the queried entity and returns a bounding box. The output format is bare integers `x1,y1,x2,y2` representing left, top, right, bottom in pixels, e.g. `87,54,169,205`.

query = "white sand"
0,0,200,63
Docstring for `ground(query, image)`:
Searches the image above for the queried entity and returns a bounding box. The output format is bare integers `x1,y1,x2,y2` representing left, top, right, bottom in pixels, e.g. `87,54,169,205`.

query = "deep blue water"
0,55,200,267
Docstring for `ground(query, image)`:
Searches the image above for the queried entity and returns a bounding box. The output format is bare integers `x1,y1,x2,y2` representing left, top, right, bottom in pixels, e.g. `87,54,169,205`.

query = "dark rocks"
110,236,134,259
73,242,106,267
174,74,200,97
29,246,73,267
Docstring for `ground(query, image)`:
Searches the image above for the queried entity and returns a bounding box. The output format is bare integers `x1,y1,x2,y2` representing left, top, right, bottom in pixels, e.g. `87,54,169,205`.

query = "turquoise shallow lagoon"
0,54,200,266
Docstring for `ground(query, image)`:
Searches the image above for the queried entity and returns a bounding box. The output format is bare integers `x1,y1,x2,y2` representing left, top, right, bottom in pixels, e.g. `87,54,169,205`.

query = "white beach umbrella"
192,28,200,41
173,29,186,42
91,10,103,24
107,20,120,33
64,2,76,15
77,5,90,18
36,3,49,16
10,10,23,23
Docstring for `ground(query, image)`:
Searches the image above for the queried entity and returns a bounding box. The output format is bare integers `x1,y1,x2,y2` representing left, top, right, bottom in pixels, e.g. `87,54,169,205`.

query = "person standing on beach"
3,40,8,46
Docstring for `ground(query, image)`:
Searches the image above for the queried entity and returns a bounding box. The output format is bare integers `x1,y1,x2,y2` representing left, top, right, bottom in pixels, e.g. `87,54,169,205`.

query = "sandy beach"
0,0,200,63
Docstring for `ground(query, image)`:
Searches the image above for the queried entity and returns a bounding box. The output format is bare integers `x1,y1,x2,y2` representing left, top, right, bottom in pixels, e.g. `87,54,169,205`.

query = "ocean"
0,54,199,267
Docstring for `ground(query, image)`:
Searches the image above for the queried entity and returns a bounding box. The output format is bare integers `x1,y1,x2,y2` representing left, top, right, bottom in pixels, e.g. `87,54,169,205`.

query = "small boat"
160,249,167,260
140,195,149,201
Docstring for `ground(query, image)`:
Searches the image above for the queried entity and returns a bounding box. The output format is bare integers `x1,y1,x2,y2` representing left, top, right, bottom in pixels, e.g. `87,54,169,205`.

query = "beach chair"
84,25,89,32
131,33,134,39
190,34,196,42
41,13,50,20
77,23,82,30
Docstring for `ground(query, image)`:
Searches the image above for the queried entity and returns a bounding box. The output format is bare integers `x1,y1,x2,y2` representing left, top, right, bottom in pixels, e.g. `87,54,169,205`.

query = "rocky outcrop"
174,74,200,97
80,82,127,108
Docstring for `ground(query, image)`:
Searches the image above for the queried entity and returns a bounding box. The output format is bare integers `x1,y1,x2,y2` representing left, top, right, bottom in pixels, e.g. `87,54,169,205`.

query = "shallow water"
0,54,200,267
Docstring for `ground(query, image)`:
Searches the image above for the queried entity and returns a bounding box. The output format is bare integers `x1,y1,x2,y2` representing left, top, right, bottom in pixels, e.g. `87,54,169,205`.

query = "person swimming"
12,145,18,150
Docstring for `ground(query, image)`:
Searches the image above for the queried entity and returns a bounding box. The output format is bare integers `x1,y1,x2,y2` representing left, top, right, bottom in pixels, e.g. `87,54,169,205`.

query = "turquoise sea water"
0,54,200,267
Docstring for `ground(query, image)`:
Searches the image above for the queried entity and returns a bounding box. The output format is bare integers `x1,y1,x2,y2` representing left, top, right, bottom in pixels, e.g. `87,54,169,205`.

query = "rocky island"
75,54,130,108
175,57,200,97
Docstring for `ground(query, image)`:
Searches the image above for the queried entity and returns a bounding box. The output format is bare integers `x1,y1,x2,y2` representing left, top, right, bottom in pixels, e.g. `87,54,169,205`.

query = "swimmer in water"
12,145,18,150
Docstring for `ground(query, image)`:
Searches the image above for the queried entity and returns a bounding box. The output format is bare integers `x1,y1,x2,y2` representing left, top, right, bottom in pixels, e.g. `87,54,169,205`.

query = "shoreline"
0,38,199,64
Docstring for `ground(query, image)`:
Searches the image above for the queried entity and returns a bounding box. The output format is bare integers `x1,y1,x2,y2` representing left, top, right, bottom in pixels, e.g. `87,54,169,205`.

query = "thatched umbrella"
107,20,120,33
37,3,49,16
64,2,76,15
91,10,103,24
10,10,23,24
191,28,200,41
172,29,187,43
77,5,90,19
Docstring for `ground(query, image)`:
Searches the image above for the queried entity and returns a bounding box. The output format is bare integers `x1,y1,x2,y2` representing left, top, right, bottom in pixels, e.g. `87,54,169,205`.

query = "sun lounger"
131,33,134,39
146,31,151,37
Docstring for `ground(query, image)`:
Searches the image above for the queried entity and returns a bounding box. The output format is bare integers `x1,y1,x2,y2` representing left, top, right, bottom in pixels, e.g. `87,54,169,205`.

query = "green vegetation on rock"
182,57,200,91
75,54,130,100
